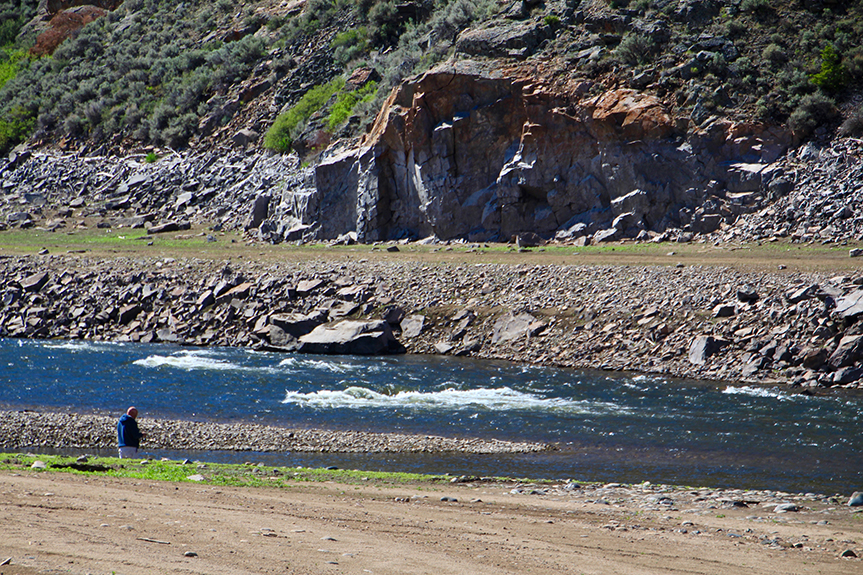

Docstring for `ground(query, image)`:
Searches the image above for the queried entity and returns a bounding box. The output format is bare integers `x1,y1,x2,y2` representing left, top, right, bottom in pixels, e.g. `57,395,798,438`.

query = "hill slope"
1,0,862,156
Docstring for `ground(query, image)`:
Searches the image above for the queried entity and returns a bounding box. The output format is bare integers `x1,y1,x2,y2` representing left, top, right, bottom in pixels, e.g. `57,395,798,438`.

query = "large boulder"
297,320,405,355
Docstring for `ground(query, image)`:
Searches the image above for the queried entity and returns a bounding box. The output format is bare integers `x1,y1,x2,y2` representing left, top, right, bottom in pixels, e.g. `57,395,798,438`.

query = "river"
1,338,861,494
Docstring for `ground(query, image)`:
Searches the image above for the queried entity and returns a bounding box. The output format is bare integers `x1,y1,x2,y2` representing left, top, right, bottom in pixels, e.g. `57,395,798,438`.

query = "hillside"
1,0,863,245
1,0,862,156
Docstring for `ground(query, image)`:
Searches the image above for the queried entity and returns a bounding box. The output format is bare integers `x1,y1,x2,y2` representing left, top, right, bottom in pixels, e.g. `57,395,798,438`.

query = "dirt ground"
1,471,860,575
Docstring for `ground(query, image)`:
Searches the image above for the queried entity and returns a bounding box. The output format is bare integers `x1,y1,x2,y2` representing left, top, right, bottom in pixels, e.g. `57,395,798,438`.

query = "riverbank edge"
3,252,863,392
0,409,553,455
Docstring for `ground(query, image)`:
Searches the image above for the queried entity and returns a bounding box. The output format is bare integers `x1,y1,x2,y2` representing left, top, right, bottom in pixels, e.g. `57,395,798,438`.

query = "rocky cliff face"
311,59,792,243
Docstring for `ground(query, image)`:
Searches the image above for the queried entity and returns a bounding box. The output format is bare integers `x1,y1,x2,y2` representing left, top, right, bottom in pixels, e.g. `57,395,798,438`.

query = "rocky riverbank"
2,252,863,390
0,410,550,454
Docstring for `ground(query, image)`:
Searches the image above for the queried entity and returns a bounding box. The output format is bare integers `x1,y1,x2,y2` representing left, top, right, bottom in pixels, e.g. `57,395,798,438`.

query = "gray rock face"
297,320,405,355
309,61,792,244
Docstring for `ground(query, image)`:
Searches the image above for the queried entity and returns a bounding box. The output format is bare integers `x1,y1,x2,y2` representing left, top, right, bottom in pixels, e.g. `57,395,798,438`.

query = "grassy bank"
0,225,859,272
0,453,532,490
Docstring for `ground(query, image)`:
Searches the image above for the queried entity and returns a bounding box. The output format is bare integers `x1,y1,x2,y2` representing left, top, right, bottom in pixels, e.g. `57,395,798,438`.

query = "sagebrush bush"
762,43,787,66
839,107,863,137
788,92,838,136
615,33,657,66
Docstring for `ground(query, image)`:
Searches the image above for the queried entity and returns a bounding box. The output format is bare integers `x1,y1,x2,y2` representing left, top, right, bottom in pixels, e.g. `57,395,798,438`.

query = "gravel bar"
0,410,553,454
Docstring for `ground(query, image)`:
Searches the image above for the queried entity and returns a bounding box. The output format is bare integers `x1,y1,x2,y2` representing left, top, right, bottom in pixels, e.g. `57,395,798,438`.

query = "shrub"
0,2,37,48
327,81,377,131
725,19,747,38
543,15,560,29
368,1,401,47
615,33,657,66
0,105,35,155
0,49,26,91
788,92,838,137
839,107,863,137
740,0,770,13
264,77,345,152
762,43,786,66
810,44,848,93
331,27,369,64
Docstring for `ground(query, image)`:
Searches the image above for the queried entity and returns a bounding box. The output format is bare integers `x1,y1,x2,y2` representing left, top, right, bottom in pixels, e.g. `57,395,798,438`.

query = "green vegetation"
543,15,561,28
810,44,848,93
327,80,377,131
144,151,158,163
0,1,37,47
264,77,345,152
0,104,34,155
788,92,839,137
331,27,369,65
0,453,457,488
0,0,859,154
0,49,26,91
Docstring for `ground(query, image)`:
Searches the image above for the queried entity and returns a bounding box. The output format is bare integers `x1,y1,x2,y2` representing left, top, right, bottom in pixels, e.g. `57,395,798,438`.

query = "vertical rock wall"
312,59,792,243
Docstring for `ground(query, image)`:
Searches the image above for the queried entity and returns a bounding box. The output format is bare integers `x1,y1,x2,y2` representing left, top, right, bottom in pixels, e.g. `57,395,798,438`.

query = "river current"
2,338,861,494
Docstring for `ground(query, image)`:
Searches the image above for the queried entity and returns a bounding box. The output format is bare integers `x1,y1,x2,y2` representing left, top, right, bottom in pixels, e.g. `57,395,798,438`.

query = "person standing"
117,406,145,458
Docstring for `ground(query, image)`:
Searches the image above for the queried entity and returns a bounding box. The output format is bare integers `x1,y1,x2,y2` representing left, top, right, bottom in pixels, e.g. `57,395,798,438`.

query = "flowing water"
2,338,861,494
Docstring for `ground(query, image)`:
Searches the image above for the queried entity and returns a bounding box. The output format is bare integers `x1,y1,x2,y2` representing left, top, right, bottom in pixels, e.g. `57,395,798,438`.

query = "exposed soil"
1,470,861,575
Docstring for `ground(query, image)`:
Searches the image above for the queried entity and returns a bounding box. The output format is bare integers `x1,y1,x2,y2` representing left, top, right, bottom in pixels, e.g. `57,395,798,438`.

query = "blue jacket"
117,414,143,448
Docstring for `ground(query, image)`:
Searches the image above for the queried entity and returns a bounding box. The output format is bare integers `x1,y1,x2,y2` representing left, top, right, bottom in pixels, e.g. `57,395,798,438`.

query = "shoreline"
0,409,552,455
2,252,863,390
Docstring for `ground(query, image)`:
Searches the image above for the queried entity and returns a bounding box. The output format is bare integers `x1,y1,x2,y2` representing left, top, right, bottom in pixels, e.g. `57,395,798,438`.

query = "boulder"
491,312,545,344
215,282,253,305
713,303,736,318
382,305,406,325
148,221,190,234
828,334,863,369
688,335,729,365
297,320,405,355
834,289,863,319
19,271,49,293
400,314,425,338
269,312,325,338
245,194,270,230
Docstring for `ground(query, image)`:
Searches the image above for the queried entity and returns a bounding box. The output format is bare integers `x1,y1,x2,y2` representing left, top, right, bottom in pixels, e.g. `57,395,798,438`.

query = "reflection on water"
2,338,861,494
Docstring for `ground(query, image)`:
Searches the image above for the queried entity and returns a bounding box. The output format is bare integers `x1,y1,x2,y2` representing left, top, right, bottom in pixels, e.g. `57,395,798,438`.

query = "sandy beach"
0,462,861,575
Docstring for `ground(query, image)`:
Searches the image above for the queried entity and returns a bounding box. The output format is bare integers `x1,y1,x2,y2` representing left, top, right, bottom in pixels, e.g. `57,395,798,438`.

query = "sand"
0,470,860,575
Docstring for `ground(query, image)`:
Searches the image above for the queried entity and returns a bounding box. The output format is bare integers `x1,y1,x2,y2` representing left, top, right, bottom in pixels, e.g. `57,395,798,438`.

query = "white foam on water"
722,386,795,400
134,351,244,371
282,385,628,414
42,340,127,352
277,356,378,374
